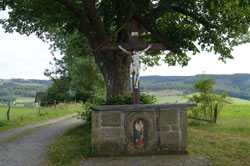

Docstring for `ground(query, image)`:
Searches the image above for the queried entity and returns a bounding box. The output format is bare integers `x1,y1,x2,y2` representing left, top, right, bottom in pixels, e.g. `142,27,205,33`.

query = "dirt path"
0,114,77,142
0,116,82,166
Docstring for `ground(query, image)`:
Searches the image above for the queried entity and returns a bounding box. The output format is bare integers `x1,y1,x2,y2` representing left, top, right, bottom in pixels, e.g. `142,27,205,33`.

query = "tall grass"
188,104,250,166
0,103,83,132
47,123,91,166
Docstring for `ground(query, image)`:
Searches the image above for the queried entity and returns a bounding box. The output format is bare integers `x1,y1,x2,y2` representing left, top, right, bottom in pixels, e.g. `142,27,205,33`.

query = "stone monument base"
91,104,196,156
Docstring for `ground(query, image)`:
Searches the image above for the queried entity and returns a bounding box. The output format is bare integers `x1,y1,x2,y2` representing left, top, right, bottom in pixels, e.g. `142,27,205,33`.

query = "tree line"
140,74,250,100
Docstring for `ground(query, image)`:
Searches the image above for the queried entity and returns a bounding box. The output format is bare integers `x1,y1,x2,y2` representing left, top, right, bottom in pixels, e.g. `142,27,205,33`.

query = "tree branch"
139,5,166,34
146,6,165,22
55,0,83,20
83,0,107,40
171,6,217,29
145,0,176,22
141,1,217,33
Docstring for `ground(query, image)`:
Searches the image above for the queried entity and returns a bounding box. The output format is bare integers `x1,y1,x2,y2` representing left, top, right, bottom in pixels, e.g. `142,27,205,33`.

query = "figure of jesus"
118,45,152,89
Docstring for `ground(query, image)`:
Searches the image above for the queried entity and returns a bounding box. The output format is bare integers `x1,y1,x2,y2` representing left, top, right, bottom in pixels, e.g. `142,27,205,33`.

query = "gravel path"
81,155,214,166
0,114,77,142
0,116,83,166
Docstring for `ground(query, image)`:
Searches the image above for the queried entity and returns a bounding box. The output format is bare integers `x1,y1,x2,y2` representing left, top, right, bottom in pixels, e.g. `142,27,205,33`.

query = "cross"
95,15,176,104
118,44,152,89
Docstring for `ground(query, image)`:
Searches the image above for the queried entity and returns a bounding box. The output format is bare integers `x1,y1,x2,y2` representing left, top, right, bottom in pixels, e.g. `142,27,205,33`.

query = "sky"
0,10,250,80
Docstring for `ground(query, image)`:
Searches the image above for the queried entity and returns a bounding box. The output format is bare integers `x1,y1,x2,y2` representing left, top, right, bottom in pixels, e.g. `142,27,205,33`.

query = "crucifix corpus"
95,15,176,104
118,44,152,90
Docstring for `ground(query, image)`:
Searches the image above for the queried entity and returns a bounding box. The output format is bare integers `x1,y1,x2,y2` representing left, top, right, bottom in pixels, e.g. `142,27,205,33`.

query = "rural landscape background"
2,73,250,104
0,74,249,166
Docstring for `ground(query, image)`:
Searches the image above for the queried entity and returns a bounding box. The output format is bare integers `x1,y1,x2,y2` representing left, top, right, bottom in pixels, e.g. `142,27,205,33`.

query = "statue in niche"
118,45,152,89
134,119,146,149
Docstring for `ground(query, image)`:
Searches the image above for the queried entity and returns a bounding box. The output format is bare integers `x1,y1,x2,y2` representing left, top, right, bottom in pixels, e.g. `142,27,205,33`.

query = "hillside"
1,74,250,103
141,74,250,100
0,79,51,102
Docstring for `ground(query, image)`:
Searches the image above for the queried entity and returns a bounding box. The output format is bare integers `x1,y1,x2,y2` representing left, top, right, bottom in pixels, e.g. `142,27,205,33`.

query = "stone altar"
91,103,196,156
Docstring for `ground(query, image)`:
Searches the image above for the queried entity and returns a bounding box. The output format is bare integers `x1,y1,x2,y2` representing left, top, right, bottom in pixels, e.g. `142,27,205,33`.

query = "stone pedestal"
91,104,196,156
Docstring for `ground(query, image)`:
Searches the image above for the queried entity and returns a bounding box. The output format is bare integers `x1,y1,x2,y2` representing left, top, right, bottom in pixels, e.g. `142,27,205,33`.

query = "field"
0,103,83,132
153,91,250,165
153,90,250,105
188,104,250,166
14,97,35,103
46,99,250,166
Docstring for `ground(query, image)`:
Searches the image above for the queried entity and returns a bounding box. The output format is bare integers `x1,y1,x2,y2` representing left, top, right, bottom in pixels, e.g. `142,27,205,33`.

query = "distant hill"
0,79,51,102
141,74,250,100
1,74,250,102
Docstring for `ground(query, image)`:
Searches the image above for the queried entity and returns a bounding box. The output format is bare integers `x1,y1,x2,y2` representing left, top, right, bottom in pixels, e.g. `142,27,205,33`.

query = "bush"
188,76,229,122
104,93,156,105
80,93,156,125
81,102,92,126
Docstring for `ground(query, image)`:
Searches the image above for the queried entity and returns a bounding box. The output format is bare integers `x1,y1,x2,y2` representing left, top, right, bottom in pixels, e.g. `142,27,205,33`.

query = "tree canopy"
1,0,250,99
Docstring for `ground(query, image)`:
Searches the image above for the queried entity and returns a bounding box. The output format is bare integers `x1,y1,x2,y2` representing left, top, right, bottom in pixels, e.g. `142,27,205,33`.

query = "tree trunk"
97,52,131,100
79,23,131,101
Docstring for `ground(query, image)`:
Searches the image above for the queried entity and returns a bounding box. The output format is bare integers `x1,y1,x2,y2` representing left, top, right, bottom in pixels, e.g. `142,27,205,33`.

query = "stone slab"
159,110,178,125
180,111,188,149
91,103,196,111
101,112,121,126
99,128,122,138
160,131,180,149
81,155,214,166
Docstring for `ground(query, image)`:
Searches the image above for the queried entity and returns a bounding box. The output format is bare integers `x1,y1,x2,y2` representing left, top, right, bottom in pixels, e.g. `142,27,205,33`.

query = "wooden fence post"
213,104,218,123
7,102,11,121
54,100,56,108
64,100,67,108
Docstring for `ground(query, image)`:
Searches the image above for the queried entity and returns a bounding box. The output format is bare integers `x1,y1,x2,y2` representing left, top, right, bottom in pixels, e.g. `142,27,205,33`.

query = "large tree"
1,0,250,100
43,32,105,103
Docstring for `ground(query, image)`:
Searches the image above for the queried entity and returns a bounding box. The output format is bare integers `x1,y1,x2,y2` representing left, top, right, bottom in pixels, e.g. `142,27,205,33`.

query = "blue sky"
0,10,250,80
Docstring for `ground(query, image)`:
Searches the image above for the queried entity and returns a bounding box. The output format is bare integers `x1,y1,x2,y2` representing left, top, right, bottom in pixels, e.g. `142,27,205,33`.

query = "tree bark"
101,52,131,100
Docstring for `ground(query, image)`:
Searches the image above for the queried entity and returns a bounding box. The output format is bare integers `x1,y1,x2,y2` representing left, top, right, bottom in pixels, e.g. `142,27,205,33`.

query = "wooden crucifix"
95,15,176,104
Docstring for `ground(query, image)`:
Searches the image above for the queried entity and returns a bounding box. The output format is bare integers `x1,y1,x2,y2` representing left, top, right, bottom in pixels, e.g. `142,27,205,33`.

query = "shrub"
188,76,229,123
104,93,157,105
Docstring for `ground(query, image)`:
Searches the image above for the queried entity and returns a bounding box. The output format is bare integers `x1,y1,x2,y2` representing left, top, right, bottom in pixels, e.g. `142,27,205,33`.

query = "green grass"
14,97,35,103
188,104,250,166
47,103,250,166
156,96,188,104
156,93,250,105
230,97,250,105
0,103,83,132
148,90,184,97
46,123,91,166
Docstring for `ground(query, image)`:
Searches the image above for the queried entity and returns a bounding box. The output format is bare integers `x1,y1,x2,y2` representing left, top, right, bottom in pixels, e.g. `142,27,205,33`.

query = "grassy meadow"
0,103,83,132
46,91,250,166
46,123,91,166
188,104,250,166
14,97,35,103
153,90,250,165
